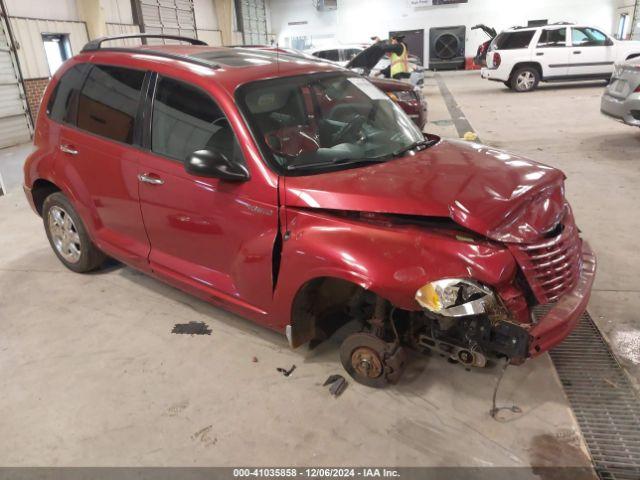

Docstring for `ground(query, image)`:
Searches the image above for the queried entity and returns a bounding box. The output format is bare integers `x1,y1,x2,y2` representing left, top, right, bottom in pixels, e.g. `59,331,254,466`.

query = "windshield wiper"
391,138,438,158
286,156,388,171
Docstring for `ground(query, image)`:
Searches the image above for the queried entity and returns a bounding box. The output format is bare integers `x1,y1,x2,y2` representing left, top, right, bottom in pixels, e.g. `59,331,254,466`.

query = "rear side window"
47,63,89,124
151,76,244,165
493,31,536,50
76,65,145,144
537,28,567,48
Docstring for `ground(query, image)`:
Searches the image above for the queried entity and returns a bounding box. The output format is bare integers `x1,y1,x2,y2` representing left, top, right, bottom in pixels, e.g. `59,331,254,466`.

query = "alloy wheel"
516,71,535,91
48,206,82,263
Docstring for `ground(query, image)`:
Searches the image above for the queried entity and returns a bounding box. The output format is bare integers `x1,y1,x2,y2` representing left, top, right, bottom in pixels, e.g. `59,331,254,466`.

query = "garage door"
238,0,268,45
138,0,196,41
0,10,32,149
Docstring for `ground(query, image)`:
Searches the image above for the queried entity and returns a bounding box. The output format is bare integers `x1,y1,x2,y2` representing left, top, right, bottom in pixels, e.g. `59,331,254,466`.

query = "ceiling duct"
313,0,337,11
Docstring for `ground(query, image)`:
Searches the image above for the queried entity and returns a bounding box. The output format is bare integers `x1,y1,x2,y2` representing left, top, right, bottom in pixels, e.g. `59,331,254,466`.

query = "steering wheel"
332,115,367,145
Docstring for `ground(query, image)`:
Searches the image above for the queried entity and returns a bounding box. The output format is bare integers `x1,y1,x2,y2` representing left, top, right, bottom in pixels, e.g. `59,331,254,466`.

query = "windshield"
236,73,425,174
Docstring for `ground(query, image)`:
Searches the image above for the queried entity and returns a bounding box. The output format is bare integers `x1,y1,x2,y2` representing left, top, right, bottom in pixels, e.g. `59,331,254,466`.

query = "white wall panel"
10,18,89,79
102,0,135,24
106,23,143,46
197,29,223,45
3,0,79,21
194,0,219,30
270,0,620,55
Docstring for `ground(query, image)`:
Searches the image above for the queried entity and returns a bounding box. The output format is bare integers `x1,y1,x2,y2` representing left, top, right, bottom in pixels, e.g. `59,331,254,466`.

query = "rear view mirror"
185,149,249,182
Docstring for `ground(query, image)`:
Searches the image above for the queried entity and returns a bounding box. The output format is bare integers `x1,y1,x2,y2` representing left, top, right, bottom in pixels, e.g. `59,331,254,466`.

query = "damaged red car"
24,35,596,387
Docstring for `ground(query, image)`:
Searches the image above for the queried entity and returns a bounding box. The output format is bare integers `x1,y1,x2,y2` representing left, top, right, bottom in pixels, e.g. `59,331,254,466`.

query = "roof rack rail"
549,21,575,25
82,34,207,52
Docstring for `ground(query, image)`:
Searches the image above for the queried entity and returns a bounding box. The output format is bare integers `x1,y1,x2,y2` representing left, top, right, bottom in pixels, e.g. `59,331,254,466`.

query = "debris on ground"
171,321,212,335
277,365,296,377
324,374,348,397
252,356,259,363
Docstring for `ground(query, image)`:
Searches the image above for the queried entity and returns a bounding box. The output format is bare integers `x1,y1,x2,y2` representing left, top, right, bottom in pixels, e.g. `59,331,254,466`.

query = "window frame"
144,72,249,171
46,62,91,126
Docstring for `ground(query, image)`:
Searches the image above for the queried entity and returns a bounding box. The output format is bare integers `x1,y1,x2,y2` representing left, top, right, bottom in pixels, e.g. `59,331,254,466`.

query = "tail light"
493,52,502,68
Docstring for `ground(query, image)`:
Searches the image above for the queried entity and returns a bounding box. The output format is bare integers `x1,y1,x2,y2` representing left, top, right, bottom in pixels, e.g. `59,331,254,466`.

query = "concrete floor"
0,70,637,469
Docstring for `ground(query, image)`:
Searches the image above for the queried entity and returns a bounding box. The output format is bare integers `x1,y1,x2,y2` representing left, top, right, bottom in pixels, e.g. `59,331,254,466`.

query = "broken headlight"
415,279,496,317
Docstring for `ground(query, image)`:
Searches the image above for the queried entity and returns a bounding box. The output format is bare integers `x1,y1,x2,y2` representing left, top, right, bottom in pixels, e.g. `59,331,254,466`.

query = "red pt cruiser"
24,35,596,387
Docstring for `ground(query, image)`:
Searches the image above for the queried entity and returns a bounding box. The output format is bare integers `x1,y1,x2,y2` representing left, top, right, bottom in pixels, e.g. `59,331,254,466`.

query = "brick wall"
24,78,50,122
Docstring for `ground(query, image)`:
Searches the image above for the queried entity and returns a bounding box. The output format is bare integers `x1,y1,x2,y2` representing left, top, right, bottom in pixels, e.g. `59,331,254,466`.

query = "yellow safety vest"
390,44,409,77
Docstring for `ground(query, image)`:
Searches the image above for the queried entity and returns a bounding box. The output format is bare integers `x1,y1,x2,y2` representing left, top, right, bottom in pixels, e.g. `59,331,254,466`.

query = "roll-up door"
0,8,32,148
237,0,268,45
137,0,197,42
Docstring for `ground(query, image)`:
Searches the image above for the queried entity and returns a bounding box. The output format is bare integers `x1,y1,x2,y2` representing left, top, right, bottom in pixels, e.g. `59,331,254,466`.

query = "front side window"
493,31,536,50
76,65,145,144
47,63,90,124
537,28,567,48
151,76,243,165
572,28,608,47
237,73,425,175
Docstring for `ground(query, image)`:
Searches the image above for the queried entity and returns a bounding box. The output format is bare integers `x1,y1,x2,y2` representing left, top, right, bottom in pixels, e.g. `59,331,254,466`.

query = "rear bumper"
528,240,596,357
481,67,510,82
601,92,640,127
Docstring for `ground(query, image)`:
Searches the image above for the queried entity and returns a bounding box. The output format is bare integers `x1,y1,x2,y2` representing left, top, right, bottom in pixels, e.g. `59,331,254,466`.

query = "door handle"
59,144,78,155
573,51,582,54
137,173,164,185
536,52,544,56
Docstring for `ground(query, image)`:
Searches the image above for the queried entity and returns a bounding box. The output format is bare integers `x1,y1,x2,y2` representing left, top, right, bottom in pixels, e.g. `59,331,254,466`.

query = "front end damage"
287,207,596,388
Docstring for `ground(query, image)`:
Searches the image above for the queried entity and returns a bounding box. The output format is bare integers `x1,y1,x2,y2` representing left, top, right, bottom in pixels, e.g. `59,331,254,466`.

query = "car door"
535,27,570,79
568,27,615,77
137,74,278,318
56,63,151,270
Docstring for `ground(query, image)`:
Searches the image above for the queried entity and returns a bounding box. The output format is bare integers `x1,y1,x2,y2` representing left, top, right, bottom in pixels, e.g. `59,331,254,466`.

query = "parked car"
601,57,640,127
306,43,423,75
24,34,596,387
240,45,427,129
471,24,497,67
482,22,640,92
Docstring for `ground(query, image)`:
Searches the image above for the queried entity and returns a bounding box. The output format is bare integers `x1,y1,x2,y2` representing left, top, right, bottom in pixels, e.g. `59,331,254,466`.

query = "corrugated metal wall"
138,0,197,42
238,0,268,44
10,18,88,79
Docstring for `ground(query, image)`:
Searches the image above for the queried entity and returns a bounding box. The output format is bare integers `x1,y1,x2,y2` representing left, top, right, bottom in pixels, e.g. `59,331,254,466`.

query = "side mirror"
605,38,614,47
185,149,249,182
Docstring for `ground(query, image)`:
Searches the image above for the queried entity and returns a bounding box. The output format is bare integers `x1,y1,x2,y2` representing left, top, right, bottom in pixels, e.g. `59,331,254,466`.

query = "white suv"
481,23,640,92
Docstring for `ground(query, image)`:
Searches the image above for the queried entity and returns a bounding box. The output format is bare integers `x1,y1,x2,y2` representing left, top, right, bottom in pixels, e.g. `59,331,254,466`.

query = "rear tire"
510,67,540,92
43,192,106,273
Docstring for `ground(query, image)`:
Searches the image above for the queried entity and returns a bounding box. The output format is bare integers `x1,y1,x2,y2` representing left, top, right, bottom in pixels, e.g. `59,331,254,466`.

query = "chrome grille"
509,216,582,304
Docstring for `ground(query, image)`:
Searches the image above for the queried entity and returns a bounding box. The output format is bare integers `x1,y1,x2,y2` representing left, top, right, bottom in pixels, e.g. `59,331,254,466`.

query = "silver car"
601,58,640,127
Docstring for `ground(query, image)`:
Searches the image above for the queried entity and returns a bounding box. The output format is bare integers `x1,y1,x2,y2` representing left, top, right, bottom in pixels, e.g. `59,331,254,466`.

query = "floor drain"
171,321,212,335
546,309,640,480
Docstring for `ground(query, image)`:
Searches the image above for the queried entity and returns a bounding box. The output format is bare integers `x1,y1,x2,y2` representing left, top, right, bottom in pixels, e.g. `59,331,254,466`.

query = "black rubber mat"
546,309,640,480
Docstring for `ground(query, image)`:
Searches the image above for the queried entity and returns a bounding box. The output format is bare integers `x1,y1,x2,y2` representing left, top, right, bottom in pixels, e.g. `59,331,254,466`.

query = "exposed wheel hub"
351,347,383,379
340,333,406,388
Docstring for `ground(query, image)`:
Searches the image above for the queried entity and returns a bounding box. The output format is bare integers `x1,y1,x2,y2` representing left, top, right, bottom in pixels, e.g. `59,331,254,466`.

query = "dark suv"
24,34,595,387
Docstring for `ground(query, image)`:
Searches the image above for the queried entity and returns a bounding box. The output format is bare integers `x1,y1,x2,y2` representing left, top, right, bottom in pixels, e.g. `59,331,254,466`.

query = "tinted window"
341,48,362,62
76,65,145,144
314,50,340,62
537,28,567,48
572,28,608,47
151,76,244,165
494,31,536,50
47,63,89,124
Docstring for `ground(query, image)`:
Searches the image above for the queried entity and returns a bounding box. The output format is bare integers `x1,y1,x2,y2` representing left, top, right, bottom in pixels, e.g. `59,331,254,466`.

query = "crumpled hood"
283,139,567,244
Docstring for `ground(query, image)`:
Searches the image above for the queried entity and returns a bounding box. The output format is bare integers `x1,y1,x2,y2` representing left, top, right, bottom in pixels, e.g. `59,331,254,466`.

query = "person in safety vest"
377,36,410,80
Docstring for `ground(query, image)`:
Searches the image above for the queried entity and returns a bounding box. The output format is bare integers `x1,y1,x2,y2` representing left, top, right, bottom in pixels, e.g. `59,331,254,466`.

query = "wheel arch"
288,276,382,348
626,53,640,61
510,62,543,80
31,178,62,216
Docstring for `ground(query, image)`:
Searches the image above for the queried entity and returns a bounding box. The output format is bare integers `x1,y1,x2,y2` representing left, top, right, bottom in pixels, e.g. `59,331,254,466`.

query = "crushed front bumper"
601,92,640,127
528,241,596,356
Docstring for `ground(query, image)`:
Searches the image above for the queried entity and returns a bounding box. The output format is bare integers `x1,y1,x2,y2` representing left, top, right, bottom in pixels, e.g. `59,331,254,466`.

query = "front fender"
270,208,517,330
